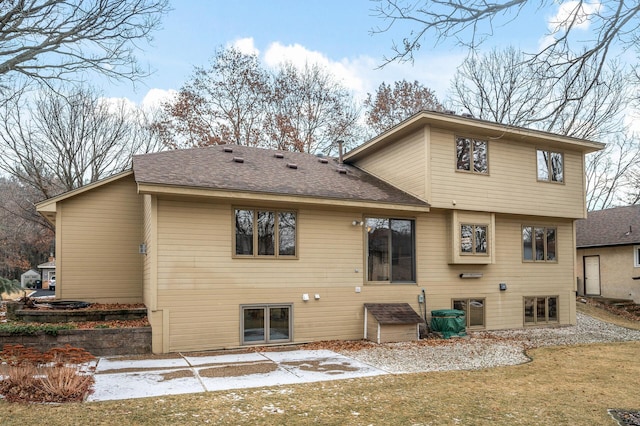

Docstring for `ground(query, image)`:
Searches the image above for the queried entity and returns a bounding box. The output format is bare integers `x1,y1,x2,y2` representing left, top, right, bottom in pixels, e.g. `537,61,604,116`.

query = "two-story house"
36,111,603,353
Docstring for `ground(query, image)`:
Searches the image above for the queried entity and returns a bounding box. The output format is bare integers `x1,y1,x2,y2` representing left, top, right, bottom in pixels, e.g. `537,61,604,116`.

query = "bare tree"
0,0,169,92
0,177,53,279
449,47,629,141
157,47,363,154
0,85,162,199
364,79,444,135
157,47,271,149
373,1,640,110
585,135,640,210
266,62,362,153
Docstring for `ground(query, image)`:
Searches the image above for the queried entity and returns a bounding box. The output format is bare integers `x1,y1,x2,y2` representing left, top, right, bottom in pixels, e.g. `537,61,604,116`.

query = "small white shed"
21,269,41,288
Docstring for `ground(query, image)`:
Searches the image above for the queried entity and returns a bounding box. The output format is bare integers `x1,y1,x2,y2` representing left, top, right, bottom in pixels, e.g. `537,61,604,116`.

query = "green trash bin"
430,309,466,338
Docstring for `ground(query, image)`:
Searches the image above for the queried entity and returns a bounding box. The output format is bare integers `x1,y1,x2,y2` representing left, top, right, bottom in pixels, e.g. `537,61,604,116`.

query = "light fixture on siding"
459,272,482,279
352,220,363,226
139,243,147,255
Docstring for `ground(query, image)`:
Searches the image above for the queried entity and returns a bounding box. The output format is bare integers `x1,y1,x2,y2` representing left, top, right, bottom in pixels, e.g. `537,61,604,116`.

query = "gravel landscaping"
336,312,640,374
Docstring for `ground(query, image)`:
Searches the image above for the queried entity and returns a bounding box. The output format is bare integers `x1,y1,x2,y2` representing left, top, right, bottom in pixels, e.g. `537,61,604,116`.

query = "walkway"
88,349,387,402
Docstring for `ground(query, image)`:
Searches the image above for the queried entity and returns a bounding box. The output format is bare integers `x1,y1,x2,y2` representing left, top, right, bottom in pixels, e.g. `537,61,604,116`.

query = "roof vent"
318,158,329,164
223,146,233,153
233,157,244,163
337,167,347,174
274,153,285,159
286,163,298,169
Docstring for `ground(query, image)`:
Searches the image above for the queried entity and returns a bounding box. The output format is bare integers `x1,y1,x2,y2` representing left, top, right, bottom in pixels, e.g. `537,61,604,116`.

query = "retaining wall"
0,327,151,356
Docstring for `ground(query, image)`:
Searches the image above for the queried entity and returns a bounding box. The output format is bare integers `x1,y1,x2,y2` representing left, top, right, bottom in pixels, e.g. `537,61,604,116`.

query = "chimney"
337,140,344,165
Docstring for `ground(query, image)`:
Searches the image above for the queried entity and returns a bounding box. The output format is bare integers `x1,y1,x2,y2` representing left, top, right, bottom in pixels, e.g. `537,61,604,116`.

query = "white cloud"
141,88,177,110
231,37,260,56
541,1,602,48
261,41,463,103
263,42,366,95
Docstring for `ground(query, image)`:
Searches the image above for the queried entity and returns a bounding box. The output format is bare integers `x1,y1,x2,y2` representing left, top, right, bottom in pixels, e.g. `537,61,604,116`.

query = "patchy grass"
0,341,637,425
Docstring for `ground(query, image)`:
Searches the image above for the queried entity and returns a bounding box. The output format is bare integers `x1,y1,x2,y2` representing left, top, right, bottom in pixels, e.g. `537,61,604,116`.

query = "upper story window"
522,225,557,262
460,224,488,255
634,245,640,268
366,217,415,283
537,149,563,183
235,209,296,257
456,136,488,174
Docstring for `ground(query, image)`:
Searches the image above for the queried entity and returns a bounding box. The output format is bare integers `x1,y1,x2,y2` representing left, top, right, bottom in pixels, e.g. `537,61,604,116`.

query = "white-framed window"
234,209,296,258
241,304,292,345
537,149,564,183
634,245,640,268
366,217,416,283
456,136,488,174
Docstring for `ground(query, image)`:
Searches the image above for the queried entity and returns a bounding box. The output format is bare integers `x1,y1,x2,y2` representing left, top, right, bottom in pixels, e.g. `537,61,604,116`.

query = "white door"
584,256,601,296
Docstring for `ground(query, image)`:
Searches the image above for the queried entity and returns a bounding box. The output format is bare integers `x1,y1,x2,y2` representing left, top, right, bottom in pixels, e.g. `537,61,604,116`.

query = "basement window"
241,304,292,345
524,296,558,325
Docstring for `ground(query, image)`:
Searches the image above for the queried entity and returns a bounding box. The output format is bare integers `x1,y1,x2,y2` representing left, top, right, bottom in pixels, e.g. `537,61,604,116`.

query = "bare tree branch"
0,85,162,199
0,0,169,91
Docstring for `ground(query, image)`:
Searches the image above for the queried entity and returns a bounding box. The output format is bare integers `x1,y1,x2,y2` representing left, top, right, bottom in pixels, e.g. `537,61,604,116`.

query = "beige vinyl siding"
429,128,586,218
56,175,143,303
153,198,425,352
418,211,576,329
354,128,427,200
150,196,577,352
577,246,640,303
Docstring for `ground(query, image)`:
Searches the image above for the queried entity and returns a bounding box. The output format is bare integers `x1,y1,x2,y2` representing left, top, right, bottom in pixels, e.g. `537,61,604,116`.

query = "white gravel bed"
338,312,640,374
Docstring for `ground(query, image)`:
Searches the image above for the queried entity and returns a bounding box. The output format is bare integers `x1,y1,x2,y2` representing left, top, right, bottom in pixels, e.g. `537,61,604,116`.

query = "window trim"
522,225,558,263
452,298,486,329
460,223,489,256
240,303,293,345
634,245,640,268
536,148,564,184
233,207,298,259
365,216,416,284
455,135,489,175
523,296,558,325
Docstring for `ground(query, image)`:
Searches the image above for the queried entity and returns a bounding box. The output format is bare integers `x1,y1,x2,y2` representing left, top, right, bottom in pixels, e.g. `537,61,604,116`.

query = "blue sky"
102,1,567,108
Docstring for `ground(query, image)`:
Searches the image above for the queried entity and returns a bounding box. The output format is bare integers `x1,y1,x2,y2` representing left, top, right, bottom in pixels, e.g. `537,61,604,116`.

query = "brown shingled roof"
576,205,640,248
364,303,423,325
133,145,428,207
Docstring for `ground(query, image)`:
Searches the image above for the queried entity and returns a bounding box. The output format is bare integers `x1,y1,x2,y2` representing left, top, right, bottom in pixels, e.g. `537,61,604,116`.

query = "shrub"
0,344,95,403
0,323,75,336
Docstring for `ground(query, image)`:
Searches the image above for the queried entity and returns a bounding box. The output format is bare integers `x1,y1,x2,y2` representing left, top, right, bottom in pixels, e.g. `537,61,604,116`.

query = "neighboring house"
37,259,56,290
36,111,603,354
576,205,640,303
20,269,40,288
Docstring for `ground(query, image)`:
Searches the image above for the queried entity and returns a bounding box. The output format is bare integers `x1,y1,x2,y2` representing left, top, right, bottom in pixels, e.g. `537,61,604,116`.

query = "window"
537,149,563,182
366,218,415,283
241,304,292,345
456,136,488,174
522,226,557,262
234,209,296,257
635,246,640,268
453,299,485,328
460,224,488,255
524,296,558,324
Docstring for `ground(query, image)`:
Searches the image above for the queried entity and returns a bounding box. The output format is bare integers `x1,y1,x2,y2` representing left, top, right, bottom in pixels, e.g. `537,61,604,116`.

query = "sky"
101,0,556,109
